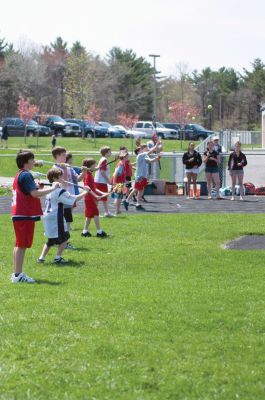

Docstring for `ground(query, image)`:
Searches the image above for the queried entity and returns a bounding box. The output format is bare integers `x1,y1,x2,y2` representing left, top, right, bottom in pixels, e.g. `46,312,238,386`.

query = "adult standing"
1,124,9,148
228,141,247,201
213,135,223,187
203,141,221,199
182,142,202,199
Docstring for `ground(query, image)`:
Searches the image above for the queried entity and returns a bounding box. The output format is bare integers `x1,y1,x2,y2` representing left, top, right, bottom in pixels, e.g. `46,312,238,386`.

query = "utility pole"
149,54,160,119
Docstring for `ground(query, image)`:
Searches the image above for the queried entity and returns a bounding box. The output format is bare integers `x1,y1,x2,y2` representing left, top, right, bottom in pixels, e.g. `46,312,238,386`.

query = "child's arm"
145,155,160,164
77,167,88,182
31,182,60,198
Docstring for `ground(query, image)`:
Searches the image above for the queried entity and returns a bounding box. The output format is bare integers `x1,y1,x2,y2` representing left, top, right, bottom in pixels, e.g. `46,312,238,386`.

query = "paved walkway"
1,194,264,215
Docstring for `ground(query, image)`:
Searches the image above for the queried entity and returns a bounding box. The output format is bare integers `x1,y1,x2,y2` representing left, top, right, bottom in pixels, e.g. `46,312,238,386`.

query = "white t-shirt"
135,152,152,180
42,187,76,238
53,164,78,195
94,157,110,184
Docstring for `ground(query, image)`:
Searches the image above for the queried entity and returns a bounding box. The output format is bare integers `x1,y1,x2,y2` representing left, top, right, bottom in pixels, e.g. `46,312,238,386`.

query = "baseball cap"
213,136,219,140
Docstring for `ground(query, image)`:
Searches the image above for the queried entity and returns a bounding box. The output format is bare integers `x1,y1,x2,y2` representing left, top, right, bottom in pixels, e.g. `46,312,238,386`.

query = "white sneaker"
240,196,244,201
104,212,115,217
231,196,235,201
11,272,35,283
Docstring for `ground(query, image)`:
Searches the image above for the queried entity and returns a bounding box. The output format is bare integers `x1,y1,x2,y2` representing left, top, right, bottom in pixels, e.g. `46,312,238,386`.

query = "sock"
54,255,61,260
82,229,88,234
97,229,102,234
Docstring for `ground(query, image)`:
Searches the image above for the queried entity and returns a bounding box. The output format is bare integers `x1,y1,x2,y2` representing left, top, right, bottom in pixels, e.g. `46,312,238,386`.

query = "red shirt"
124,159,132,177
113,160,126,184
84,171,96,202
12,170,43,220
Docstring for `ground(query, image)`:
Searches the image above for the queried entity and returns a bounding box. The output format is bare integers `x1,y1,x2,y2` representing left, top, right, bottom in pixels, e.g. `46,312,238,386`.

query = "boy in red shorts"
81,158,109,238
94,146,113,217
123,143,159,211
11,150,59,283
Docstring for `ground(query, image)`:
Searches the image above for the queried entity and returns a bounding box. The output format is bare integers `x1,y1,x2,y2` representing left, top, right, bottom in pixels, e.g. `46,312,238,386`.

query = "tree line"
0,36,265,130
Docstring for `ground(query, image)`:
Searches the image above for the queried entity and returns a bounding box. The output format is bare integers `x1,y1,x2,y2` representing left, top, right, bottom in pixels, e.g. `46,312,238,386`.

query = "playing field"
1,213,265,399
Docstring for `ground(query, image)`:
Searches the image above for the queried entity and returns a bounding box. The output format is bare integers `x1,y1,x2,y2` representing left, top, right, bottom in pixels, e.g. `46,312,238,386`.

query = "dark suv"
42,116,81,137
181,124,214,141
65,119,109,138
0,117,51,137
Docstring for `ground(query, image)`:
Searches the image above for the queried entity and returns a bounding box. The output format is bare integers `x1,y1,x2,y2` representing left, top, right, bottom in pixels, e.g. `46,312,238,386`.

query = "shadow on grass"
35,279,62,285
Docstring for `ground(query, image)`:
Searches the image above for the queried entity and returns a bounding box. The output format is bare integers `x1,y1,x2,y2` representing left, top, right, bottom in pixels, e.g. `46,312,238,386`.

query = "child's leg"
39,244,51,260
136,189,144,205
13,247,26,275
126,188,137,202
83,217,91,232
94,216,101,231
56,242,67,258
116,198,122,213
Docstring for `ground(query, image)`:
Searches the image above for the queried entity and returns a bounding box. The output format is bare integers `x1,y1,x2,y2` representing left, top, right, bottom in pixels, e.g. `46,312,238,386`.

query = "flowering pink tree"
84,104,102,124
117,113,139,129
168,101,200,125
17,97,39,143
84,104,102,143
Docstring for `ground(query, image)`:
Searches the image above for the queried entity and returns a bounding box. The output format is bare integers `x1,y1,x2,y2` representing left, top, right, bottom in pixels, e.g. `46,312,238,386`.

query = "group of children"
11,138,161,283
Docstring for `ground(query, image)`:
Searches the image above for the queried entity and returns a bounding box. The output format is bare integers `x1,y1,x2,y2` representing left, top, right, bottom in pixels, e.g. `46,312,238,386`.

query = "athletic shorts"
64,207,73,223
205,167,219,174
46,231,70,247
134,178,148,191
13,220,35,248
95,183,108,202
185,168,199,175
85,200,99,218
230,170,244,176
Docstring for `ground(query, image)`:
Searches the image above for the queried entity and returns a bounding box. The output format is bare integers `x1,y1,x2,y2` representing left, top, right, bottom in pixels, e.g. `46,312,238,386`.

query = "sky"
1,0,264,77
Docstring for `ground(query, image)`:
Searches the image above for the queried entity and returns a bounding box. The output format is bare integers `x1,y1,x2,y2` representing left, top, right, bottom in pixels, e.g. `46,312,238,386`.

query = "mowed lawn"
1,213,265,399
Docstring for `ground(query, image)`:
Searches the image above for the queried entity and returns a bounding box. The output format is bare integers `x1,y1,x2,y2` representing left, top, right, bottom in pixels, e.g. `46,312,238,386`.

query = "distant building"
262,104,265,148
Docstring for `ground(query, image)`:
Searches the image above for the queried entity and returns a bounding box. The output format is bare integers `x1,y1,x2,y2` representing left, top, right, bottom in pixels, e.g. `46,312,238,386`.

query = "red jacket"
12,170,42,219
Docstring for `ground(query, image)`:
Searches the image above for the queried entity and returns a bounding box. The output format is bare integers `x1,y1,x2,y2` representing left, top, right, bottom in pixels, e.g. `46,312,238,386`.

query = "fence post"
172,151,177,182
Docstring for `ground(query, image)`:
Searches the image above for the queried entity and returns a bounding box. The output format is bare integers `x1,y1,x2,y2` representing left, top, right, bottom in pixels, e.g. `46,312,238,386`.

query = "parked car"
41,116,81,137
65,119,109,138
98,121,124,138
0,117,51,137
162,123,181,136
181,124,214,141
111,125,127,138
133,121,179,139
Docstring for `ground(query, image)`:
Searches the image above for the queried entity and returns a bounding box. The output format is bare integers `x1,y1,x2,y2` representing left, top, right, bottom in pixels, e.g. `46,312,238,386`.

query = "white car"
124,127,152,139
133,121,179,139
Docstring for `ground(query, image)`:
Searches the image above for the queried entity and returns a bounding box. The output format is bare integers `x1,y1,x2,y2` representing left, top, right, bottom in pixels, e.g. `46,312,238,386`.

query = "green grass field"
1,213,265,399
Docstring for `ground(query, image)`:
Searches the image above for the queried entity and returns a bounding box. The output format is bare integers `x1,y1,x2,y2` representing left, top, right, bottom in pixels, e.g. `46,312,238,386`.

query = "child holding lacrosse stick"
94,146,113,217
123,143,160,211
11,150,60,284
81,159,109,238
38,168,91,264
51,147,87,249
112,151,127,215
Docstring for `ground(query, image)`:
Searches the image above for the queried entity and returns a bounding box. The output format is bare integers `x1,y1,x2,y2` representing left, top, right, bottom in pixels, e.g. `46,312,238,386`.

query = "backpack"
244,182,255,195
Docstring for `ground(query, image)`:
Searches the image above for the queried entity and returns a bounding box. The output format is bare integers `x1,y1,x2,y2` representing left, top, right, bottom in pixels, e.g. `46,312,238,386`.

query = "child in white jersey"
94,146,113,217
38,168,90,264
51,146,86,249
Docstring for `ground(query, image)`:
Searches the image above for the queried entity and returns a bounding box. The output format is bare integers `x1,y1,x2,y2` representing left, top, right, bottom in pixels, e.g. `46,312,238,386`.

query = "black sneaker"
97,231,109,238
122,200,129,211
81,231,92,237
52,257,68,264
142,196,148,203
135,205,145,211
37,258,45,263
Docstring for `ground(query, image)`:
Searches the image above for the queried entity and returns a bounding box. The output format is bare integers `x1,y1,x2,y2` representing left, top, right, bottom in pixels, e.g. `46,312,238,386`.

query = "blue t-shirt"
18,171,37,195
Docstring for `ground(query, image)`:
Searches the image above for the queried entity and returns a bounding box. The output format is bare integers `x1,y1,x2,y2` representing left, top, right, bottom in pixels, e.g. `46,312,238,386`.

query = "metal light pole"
149,54,160,119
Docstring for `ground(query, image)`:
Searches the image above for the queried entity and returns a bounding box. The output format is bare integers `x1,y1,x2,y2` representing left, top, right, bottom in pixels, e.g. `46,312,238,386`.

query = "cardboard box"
165,182,177,195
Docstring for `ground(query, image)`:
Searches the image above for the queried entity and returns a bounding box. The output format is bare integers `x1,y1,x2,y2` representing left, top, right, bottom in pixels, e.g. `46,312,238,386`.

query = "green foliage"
1,213,265,399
